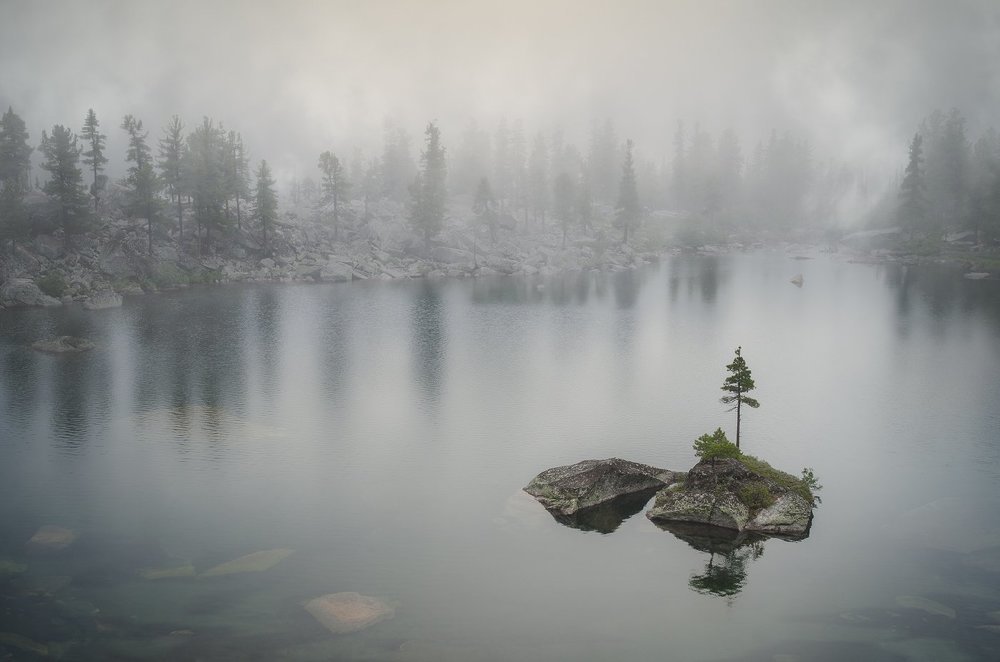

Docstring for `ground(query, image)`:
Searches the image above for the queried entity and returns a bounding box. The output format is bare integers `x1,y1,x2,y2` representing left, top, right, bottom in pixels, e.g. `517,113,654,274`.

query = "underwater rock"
200,548,293,577
304,592,395,634
139,563,196,580
31,336,95,353
26,525,77,549
0,632,49,656
790,274,804,287
894,595,956,619
0,558,27,575
524,458,681,516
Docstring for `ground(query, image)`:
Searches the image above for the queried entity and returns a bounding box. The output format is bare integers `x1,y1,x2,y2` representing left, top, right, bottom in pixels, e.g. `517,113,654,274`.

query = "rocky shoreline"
0,202,668,312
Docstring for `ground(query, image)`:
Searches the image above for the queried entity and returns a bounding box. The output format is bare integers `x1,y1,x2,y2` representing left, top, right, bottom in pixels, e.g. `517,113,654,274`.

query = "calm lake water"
2,251,1000,661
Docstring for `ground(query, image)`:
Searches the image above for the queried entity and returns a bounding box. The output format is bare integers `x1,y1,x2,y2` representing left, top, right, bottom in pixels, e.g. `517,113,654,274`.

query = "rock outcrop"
524,458,682,516
646,457,813,537
82,289,123,310
0,279,61,308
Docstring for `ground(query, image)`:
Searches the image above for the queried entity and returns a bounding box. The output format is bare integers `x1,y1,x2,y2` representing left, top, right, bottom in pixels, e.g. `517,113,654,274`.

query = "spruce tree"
186,117,227,247
121,115,162,255
409,122,447,249
318,150,350,241
80,108,107,212
0,107,33,249
528,133,549,228
899,133,928,239
720,346,760,450
39,125,91,242
553,171,576,248
615,139,640,244
158,115,185,241
254,159,278,256
472,176,497,243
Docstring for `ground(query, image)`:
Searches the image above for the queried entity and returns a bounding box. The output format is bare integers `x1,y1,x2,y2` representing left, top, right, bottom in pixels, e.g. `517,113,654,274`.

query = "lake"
2,250,1000,661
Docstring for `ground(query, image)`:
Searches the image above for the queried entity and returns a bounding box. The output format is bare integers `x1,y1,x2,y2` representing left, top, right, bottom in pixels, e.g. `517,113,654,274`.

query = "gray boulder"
82,290,123,310
320,258,354,282
33,234,63,260
0,279,62,308
646,458,813,537
524,458,682,516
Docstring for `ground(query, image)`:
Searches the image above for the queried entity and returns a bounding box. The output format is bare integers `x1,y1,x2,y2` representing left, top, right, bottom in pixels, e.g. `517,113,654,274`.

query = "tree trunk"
735,398,742,450
177,194,183,241
236,195,242,231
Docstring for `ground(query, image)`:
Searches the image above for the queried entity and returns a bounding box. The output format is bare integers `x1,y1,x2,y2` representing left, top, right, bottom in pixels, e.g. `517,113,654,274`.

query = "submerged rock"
200,548,293,577
304,592,395,634
646,458,813,537
0,558,27,575
524,458,681,516
790,274,804,287
894,595,956,619
26,525,77,550
0,632,49,656
139,562,196,580
31,336,95,353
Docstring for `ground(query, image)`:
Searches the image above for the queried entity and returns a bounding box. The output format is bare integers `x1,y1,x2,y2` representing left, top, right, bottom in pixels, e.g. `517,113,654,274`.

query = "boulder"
33,234,64,260
304,592,395,634
82,290,123,310
320,259,354,282
0,279,62,308
524,458,682,516
646,458,813,538
31,336,96,353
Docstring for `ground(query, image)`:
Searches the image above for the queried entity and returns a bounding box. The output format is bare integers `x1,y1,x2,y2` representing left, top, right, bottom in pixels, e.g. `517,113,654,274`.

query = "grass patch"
737,481,776,514
739,453,814,503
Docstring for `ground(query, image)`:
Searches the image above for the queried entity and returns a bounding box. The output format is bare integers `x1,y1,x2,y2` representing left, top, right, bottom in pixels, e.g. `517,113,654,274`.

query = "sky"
2,0,999,185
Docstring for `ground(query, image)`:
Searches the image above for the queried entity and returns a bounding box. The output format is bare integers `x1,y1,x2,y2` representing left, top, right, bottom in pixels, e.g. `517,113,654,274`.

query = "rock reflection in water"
545,489,660,534
655,521,788,598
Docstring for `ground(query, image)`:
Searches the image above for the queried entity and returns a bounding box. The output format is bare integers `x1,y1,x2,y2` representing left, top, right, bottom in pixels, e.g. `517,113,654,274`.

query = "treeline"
3,104,998,263
896,108,1000,244
0,108,280,256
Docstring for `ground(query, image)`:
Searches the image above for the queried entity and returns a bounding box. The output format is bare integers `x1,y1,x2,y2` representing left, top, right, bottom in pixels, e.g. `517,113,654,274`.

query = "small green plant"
693,428,741,461
800,467,823,505
737,481,776,513
35,271,67,298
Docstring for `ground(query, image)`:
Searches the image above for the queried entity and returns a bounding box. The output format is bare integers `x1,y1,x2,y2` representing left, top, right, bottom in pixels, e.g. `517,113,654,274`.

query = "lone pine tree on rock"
720,346,759,450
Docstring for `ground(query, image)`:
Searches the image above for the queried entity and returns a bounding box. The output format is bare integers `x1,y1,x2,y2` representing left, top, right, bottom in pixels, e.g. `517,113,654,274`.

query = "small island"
524,347,821,544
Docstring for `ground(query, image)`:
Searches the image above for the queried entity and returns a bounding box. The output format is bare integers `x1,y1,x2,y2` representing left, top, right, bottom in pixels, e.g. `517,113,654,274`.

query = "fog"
3,0,1000,211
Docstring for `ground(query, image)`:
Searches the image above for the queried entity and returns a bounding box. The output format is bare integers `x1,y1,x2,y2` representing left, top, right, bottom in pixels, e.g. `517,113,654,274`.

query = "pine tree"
254,160,278,256
615,139,640,244
121,114,162,255
39,125,91,242
80,109,107,212
528,133,549,228
223,131,250,231
186,117,227,247
409,122,447,249
720,346,760,450
318,150,350,241
577,169,593,235
472,176,497,243
899,133,927,239
0,107,33,249
553,171,575,248
158,115,185,241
